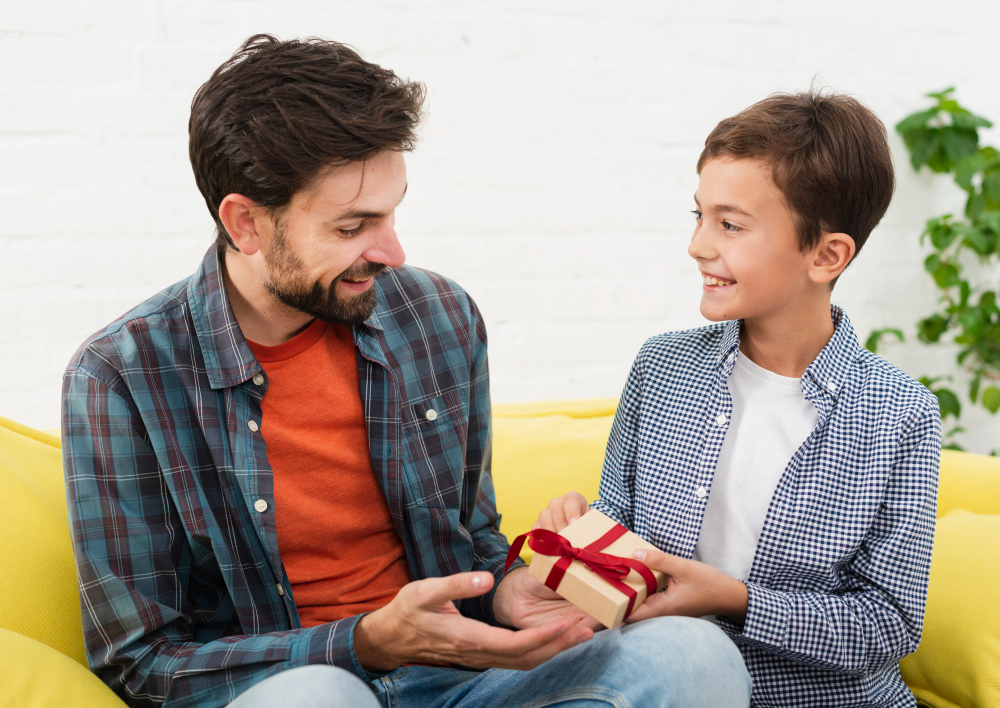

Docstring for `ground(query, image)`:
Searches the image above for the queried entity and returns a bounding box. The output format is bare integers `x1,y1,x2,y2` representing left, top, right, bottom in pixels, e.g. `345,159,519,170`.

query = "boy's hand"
625,548,749,624
532,491,589,532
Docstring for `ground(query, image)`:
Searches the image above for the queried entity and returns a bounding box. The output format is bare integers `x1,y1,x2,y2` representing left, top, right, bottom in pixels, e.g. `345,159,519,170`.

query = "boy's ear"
218,193,266,257
810,231,856,285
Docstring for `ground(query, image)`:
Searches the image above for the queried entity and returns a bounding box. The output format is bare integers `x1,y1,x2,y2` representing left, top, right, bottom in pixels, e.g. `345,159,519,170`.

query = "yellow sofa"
2,401,999,708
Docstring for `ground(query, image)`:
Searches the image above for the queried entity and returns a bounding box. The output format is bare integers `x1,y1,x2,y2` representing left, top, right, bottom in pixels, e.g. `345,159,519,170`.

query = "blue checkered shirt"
62,247,510,707
592,307,941,708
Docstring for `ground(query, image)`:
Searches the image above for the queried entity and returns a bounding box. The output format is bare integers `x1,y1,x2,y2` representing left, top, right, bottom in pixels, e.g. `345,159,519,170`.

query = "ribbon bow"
504,523,658,622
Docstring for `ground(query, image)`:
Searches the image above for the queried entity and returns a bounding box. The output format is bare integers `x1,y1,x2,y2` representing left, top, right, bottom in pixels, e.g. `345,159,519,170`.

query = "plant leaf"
896,107,940,136
983,386,1000,414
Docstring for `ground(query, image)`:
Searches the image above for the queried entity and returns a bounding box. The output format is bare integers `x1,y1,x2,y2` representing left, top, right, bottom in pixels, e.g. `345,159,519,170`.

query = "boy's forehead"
696,157,780,214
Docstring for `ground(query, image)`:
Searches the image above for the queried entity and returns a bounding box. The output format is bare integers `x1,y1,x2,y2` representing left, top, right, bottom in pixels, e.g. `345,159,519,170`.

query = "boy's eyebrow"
335,183,408,221
693,193,753,218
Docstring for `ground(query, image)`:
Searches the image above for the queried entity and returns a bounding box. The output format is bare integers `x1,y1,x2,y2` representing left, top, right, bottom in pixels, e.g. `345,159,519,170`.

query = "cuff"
720,582,792,651
292,613,371,681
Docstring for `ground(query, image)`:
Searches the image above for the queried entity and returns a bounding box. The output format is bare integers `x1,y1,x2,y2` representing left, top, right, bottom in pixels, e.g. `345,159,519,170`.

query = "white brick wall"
2,0,998,451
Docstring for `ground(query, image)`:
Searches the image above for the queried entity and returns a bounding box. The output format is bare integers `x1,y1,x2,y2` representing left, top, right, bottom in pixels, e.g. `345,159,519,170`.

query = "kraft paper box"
528,509,667,628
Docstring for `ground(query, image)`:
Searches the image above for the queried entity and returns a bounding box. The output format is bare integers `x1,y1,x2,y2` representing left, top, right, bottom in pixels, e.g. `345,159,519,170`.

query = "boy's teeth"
703,275,733,286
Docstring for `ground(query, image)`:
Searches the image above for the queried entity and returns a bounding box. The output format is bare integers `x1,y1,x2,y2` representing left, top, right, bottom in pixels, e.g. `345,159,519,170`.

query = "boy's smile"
689,157,817,327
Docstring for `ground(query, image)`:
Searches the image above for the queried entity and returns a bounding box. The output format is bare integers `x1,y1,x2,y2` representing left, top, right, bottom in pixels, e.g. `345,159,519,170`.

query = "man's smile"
339,276,374,293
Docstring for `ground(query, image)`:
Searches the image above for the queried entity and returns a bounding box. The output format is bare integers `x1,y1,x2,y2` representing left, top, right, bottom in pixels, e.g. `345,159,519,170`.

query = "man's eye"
339,223,365,237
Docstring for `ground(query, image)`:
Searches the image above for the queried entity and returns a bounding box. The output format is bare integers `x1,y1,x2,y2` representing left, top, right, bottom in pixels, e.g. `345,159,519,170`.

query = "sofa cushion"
492,399,615,559
0,628,125,708
899,509,1000,708
937,449,1000,518
0,416,87,666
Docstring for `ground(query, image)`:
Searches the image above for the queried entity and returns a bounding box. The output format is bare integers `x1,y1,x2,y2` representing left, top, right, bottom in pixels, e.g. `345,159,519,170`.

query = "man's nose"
365,217,406,269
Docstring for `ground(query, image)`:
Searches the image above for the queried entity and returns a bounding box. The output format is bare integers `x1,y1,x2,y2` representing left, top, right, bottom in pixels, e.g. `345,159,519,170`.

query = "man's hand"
354,571,593,672
493,566,602,632
532,491,589,533
624,548,749,624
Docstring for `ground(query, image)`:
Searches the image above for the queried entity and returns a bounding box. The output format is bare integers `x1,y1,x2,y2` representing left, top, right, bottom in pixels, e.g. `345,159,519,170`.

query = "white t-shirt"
692,352,819,582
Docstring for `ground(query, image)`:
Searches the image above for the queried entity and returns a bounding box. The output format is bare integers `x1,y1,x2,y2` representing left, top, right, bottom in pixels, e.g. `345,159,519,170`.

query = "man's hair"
696,90,895,266
189,34,426,251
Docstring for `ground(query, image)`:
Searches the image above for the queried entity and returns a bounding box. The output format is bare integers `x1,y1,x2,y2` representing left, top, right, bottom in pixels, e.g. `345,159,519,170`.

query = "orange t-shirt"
247,319,411,627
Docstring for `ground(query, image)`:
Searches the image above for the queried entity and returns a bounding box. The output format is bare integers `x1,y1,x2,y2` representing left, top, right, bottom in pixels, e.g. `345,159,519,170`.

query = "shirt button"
695,487,708,499
276,583,285,596
726,352,736,363
425,409,438,421
826,381,838,391
254,499,268,513
247,420,259,432
253,373,265,386
715,413,728,426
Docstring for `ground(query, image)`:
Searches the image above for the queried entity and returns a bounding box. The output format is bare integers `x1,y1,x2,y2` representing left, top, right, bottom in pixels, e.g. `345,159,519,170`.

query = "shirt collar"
715,305,861,401
187,246,386,390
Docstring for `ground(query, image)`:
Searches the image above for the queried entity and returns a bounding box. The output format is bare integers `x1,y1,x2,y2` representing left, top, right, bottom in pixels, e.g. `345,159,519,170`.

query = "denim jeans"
228,664,380,708
372,616,751,707
230,616,751,708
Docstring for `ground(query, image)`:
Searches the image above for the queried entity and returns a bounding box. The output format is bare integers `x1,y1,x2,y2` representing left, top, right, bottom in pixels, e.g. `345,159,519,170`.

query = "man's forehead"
295,153,408,217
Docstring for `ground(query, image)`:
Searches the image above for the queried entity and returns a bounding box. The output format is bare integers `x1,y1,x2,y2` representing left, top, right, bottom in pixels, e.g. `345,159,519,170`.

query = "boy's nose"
687,226,714,261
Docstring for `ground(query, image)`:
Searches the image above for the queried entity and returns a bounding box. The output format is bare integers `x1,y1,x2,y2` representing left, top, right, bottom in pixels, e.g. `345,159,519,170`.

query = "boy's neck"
738,303,835,379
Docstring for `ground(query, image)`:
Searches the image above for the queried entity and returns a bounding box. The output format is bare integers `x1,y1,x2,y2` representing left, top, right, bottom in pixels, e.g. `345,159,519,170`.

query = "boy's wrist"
719,577,749,624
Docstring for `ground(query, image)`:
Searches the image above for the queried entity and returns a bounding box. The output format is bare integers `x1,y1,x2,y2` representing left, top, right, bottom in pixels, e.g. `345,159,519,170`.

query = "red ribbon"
504,524,657,622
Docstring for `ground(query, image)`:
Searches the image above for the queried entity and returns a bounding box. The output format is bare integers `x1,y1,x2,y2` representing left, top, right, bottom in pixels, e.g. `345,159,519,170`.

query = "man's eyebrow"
693,194,753,218
337,183,408,221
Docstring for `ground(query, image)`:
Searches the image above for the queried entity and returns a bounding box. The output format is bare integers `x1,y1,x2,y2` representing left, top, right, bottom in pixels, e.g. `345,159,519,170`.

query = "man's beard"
261,222,386,326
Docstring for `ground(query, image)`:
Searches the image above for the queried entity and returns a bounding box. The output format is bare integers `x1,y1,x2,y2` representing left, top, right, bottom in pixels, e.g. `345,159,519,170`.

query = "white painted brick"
0,36,132,88
2,0,1000,449
80,0,157,40
0,4,76,34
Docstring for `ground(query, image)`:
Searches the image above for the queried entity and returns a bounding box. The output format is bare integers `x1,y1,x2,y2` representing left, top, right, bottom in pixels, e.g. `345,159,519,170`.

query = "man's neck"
221,249,315,346
738,300,835,379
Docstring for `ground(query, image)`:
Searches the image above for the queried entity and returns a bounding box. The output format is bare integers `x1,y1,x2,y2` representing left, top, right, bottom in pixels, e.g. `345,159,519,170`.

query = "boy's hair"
189,34,426,252
697,90,894,267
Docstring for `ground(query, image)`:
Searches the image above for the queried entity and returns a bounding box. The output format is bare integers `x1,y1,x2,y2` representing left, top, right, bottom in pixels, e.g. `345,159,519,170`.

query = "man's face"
688,157,816,324
260,150,408,326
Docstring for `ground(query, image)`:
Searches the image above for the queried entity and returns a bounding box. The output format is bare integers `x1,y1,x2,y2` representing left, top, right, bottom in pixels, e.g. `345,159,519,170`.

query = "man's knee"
228,665,379,708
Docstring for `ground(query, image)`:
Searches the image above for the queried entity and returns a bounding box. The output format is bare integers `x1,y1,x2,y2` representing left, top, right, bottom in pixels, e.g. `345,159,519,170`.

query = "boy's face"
689,157,818,324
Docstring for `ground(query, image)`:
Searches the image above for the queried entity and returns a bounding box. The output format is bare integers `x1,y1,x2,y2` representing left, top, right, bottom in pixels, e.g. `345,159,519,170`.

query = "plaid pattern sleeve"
63,358,366,708
61,248,513,707
592,307,941,708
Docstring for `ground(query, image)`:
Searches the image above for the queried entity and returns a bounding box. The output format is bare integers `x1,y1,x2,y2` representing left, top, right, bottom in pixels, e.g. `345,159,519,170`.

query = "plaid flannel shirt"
592,307,941,708
62,247,511,708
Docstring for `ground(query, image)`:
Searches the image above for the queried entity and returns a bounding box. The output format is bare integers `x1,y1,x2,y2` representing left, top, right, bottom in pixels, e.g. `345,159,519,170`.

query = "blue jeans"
373,616,751,707
230,616,751,707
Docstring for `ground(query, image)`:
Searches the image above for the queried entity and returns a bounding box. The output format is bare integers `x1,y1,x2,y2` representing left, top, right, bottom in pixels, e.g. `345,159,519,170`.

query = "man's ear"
810,232,856,286
218,194,265,256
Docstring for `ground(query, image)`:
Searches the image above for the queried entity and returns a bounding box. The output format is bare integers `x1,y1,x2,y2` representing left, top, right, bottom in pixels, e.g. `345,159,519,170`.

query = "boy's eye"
691,210,703,221
722,221,742,233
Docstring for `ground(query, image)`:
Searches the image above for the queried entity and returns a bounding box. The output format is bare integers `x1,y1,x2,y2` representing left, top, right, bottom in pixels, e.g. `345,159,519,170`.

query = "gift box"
505,509,668,628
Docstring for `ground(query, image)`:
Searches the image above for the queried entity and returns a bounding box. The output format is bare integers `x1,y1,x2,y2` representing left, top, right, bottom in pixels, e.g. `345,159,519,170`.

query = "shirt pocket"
400,388,469,508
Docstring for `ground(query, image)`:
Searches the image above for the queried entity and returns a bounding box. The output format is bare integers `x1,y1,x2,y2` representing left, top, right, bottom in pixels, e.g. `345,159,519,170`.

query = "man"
62,34,750,707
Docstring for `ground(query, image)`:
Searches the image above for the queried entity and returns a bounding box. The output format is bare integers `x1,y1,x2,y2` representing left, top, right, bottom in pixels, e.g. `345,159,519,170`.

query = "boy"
536,92,941,707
